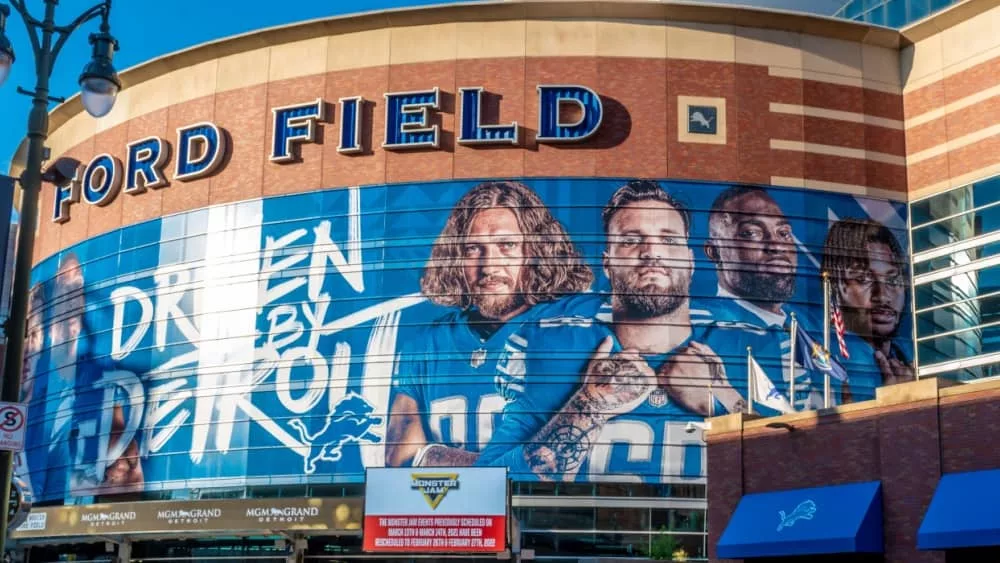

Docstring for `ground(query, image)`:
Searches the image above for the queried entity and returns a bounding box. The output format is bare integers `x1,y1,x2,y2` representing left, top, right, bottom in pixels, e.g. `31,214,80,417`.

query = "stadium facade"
6,0,1000,561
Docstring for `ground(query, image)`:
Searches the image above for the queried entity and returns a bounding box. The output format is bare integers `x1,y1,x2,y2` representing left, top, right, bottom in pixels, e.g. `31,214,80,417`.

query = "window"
913,205,1000,253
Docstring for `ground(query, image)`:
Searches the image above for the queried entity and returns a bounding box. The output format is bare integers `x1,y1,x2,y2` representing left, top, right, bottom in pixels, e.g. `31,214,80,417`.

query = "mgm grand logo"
80,511,138,528
156,508,223,525
411,473,460,510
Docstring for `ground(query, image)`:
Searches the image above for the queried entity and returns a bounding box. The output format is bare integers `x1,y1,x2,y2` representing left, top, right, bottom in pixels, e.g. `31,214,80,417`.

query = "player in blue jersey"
822,218,914,402
479,180,747,483
13,285,46,495
36,255,144,501
385,181,595,468
696,185,822,410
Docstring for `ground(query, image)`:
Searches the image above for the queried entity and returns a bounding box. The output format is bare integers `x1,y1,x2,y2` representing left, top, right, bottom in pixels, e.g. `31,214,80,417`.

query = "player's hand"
104,438,144,489
658,341,746,416
102,405,144,490
875,351,915,386
578,336,657,416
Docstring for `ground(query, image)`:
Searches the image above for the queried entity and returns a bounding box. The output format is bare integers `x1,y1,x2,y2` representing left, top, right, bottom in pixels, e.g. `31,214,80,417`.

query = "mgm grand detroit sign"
51,85,605,223
11,497,362,539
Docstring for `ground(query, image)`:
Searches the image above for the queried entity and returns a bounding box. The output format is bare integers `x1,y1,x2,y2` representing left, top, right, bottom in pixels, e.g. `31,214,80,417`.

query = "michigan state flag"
795,324,849,382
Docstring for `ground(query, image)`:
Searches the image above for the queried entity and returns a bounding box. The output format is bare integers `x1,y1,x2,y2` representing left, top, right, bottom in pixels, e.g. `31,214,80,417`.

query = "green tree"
648,527,688,561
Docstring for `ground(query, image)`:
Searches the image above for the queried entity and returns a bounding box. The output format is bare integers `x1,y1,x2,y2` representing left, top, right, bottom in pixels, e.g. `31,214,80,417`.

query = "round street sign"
6,477,32,532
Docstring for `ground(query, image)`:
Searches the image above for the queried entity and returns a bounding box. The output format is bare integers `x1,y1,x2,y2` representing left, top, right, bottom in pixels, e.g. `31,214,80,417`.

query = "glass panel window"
596,507,651,532
515,507,595,531
915,267,1000,310
915,240,1000,274
521,532,651,557
651,508,706,532
917,323,1000,365
917,294,999,337
912,177,1000,229
912,206,1000,253
885,0,909,26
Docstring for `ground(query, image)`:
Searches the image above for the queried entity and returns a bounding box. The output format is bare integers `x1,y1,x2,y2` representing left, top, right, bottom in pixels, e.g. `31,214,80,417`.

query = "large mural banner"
19,178,912,502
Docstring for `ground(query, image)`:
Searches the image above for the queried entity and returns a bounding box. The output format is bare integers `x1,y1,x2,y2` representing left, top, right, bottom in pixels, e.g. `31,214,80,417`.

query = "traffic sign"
0,402,26,452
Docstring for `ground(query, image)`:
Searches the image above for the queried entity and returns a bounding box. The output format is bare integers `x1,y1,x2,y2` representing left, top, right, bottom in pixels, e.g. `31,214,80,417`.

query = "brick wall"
706,378,1000,563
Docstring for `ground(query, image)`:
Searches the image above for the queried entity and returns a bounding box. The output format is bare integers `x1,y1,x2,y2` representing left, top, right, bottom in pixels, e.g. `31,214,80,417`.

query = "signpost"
0,403,25,453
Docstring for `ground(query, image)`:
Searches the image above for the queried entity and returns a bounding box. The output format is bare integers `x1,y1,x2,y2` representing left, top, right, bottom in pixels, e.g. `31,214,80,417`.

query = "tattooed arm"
414,444,480,466
518,337,657,481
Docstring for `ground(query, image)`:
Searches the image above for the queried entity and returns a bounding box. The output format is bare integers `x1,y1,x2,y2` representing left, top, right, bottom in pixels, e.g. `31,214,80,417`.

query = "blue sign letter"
82,154,122,207
536,85,603,143
125,136,169,194
383,88,440,150
338,97,365,154
52,168,81,224
458,87,518,145
176,122,226,181
271,99,326,163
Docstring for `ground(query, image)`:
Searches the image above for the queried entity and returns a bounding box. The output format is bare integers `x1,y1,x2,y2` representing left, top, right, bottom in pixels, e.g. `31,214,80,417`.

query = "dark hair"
707,185,777,240
822,218,906,281
420,181,593,308
601,179,691,236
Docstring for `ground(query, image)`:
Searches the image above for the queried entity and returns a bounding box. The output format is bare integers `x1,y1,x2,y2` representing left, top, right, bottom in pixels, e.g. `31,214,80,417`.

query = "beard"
611,265,691,319
471,274,525,320
734,270,796,303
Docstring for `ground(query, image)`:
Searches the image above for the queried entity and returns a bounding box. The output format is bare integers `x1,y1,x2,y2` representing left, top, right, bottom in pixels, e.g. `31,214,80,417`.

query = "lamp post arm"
49,3,107,73
8,0,41,59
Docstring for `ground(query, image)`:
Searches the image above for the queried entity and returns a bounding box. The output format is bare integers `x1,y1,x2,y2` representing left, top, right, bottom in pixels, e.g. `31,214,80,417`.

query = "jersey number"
428,394,505,451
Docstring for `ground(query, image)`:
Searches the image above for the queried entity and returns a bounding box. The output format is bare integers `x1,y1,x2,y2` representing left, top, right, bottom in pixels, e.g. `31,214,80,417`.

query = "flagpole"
788,312,797,410
708,374,714,418
822,271,831,409
746,346,754,415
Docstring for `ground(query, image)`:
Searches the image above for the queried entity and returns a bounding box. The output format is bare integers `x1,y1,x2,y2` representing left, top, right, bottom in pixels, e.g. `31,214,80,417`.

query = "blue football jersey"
691,295,832,412
836,331,914,403
480,305,711,484
392,294,604,455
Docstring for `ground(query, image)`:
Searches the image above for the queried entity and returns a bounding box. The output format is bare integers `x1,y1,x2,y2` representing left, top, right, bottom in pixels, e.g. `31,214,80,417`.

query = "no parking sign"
0,402,26,452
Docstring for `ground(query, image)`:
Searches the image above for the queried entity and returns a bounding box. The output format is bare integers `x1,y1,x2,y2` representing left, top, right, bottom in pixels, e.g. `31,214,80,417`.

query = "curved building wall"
902,1,1000,381
14,2,918,557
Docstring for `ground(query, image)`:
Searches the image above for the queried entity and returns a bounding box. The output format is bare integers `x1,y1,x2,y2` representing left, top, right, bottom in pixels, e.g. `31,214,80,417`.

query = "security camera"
40,157,81,187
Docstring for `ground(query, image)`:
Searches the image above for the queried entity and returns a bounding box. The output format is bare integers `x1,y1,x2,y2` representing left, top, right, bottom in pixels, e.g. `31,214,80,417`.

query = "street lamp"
0,5,13,88
0,0,121,552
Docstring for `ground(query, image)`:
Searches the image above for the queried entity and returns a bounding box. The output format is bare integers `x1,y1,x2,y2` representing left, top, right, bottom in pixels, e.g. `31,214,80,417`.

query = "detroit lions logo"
777,500,817,531
689,111,714,129
288,393,383,474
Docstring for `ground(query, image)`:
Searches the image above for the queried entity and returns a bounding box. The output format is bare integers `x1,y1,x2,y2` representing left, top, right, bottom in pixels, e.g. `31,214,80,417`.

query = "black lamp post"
0,0,121,552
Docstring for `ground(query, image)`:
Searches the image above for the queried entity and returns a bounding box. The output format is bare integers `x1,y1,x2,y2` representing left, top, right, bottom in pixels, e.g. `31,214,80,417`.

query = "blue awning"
919,468,1000,550
717,481,883,559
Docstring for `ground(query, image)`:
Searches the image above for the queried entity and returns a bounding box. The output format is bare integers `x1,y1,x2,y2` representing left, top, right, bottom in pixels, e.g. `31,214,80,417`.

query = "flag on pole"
749,354,794,414
795,323,849,382
831,293,851,360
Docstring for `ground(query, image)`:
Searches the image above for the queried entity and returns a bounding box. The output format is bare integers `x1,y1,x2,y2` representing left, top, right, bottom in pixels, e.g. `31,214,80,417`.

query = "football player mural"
24,178,910,501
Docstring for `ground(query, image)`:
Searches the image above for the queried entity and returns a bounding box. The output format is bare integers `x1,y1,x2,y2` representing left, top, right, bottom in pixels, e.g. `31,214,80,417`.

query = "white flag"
750,355,795,414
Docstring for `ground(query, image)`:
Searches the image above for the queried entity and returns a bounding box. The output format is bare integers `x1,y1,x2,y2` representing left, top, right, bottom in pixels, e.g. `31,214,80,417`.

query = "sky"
0,0,846,173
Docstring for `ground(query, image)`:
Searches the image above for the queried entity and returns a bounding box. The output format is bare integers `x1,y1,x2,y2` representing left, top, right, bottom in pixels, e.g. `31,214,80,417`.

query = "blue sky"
0,0,844,173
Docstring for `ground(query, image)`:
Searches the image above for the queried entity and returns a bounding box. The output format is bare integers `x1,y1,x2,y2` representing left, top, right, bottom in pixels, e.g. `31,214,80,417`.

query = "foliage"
648,527,688,561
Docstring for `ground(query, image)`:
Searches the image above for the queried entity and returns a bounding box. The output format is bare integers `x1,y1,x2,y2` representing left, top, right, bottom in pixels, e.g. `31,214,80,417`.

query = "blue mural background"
18,177,911,502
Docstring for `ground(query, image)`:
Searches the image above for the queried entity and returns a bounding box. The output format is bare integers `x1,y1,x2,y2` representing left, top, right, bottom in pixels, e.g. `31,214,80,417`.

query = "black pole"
0,0,114,554
0,0,55,549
